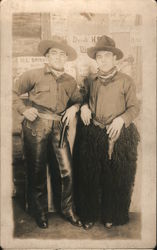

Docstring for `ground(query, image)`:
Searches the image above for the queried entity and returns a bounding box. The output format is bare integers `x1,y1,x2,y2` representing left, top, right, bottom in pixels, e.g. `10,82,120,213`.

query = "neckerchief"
45,64,64,79
97,66,118,85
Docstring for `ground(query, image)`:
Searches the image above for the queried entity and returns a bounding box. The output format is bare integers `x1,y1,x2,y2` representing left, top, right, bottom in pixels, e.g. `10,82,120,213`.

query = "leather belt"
31,102,62,121
93,119,106,129
38,112,62,121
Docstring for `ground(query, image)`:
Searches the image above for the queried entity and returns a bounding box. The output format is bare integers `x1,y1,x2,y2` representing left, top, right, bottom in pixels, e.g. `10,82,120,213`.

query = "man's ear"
44,48,50,57
113,55,117,64
65,54,68,61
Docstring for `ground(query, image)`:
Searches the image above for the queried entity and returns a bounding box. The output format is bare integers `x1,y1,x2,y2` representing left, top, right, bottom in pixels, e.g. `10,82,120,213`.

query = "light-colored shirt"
13,64,82,115
84,71,140,127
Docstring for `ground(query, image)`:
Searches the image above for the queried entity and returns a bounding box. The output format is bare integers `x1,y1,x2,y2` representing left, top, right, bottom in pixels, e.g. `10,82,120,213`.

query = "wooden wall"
12,13,51,134
12,13,51,204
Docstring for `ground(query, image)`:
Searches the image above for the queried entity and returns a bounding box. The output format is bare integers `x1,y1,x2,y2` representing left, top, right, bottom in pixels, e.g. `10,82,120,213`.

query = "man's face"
46,48,68,70
96,51,116,72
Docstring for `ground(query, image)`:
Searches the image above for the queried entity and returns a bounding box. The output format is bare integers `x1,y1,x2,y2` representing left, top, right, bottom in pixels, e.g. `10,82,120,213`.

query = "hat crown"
96,35,115,48
38,36,77,61
87,35,123,60
50,35,67,45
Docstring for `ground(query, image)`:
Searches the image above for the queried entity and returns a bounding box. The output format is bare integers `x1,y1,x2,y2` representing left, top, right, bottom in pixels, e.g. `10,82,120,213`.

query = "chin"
51,64,64,71
100,67,112,72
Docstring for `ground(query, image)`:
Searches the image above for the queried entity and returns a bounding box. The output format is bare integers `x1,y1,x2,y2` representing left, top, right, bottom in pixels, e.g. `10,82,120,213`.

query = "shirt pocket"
35,84,50,93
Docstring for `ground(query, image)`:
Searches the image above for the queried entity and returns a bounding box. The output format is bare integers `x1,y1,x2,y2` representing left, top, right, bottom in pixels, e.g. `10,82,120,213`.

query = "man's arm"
62,79,83,125
13,71,39,121
120,76,140,128
13,71,35,114
107,76,140,139
80,77,92,125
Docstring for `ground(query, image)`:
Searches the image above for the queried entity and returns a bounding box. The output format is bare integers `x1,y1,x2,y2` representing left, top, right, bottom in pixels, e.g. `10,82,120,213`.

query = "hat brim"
38,40,77,61
87,46,123,60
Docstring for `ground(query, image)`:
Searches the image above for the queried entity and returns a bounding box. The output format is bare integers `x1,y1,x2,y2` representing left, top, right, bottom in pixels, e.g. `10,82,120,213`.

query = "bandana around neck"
51,68,64,78
45,64,65,78
97,66,118,84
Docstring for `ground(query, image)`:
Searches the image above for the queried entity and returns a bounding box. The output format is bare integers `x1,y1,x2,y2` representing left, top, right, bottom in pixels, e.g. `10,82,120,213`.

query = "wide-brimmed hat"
38,36,77,61
87,35,123,60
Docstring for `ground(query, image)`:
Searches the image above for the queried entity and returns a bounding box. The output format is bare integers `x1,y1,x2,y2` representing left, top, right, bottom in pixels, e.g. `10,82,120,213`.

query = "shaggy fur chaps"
73,120,140,225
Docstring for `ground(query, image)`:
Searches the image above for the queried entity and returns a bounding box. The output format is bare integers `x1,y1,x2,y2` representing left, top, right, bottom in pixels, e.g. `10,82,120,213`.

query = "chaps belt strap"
38,112,61,121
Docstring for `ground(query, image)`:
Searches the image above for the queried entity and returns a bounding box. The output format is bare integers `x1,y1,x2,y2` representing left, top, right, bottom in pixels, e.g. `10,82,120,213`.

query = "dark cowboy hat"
87,35,123,60
38,36,77,61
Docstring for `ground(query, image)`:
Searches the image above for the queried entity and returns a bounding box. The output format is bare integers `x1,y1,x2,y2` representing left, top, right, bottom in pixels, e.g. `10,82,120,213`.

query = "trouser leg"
47,142,62,212
23,118,51,216
73,122,103,223
101,124,139,225
101,160,115,223
50,122,73,216
101,162,134,225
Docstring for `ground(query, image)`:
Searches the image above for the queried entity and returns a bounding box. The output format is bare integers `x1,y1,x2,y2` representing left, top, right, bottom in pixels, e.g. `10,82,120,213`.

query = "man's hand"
62,105,79,126
80,104,92,126
23,108,38,122
106,116,124,140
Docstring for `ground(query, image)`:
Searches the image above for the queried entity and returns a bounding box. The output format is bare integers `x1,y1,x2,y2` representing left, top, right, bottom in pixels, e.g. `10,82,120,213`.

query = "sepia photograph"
0,0,156,249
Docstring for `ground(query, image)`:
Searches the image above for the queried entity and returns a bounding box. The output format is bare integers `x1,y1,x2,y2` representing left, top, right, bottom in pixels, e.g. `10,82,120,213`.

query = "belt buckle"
32,130,37,136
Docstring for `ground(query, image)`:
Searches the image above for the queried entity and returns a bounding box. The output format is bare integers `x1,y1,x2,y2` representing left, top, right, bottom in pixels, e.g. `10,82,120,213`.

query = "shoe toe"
36,219,48,229
104,222,113,229
35,214,48,229
41,221,48,229
68,216,83,227
64,210,83,227
83,222,94,230
76,219,83,227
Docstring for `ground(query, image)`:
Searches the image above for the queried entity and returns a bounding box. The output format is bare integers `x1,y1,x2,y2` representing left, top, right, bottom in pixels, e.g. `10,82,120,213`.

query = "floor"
13,199,141,240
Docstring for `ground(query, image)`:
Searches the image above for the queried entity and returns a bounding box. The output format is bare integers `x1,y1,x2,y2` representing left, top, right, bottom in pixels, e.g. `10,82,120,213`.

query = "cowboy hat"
87,35,123,60
38,36,77,61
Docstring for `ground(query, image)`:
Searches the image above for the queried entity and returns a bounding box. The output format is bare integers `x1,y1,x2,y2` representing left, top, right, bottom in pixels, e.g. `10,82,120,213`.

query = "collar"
98,66,117,76
97,66,118,84
90,67,121,82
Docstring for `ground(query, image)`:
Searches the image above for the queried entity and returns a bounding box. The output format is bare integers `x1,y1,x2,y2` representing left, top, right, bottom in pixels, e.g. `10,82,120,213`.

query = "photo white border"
0,0,156,248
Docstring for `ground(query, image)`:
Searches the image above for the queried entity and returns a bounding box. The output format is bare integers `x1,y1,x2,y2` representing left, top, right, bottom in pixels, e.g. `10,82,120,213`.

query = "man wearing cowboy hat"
13,36,83,228
74,35,140,230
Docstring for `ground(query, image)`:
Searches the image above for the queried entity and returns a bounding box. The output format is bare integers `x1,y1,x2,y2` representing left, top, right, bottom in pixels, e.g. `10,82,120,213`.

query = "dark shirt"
13,64,83,114
84,71,140,127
